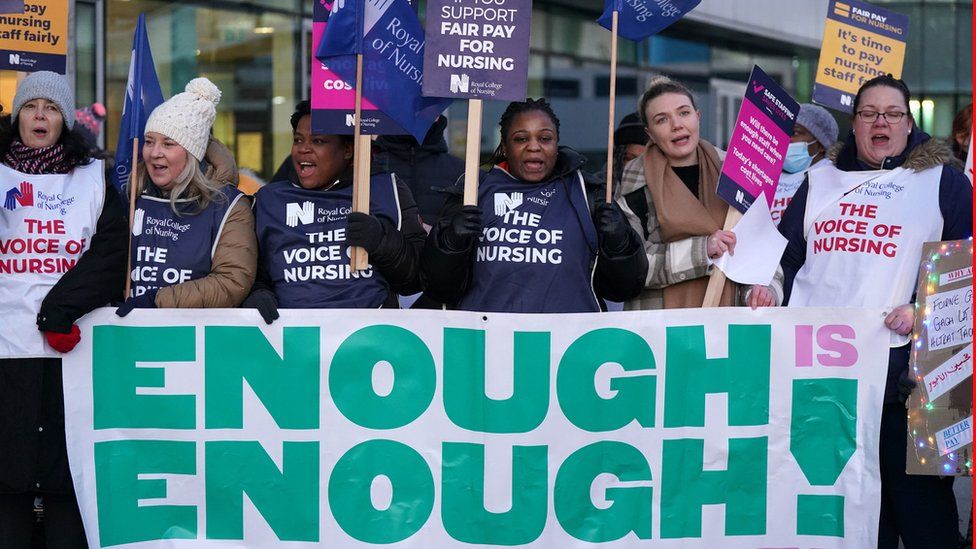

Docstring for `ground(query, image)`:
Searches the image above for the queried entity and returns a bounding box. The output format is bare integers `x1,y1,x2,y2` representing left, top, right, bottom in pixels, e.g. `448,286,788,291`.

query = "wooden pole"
701,208,744,307
350,52,371,271
605,9,619,203
123,138,139,299
463,99,483,206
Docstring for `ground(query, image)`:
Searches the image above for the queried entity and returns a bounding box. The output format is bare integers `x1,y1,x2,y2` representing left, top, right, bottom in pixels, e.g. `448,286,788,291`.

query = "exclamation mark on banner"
789,378,857,537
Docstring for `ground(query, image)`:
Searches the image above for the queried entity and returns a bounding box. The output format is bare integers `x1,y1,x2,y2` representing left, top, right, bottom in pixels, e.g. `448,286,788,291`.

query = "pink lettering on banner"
795,325,813,367
817,324,858,367
794,325,858,368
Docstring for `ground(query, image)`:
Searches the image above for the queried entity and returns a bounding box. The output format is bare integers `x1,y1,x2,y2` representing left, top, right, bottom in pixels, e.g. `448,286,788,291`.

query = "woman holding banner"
0,71,127,547
778,75,972,549
114,78,257,316
243,100,426,322
616,76,780,310
421,98,647,313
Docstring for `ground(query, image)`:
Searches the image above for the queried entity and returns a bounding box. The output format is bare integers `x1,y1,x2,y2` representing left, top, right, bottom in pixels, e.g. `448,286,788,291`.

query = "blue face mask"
783,140,816,174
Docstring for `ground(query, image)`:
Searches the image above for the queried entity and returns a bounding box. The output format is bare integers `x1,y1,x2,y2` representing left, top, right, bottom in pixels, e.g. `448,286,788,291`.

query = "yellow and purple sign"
813,0,908,114
0,0,67,73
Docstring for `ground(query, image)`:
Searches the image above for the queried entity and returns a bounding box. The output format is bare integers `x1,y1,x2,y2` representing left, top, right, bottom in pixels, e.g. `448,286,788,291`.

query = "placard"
0,0,67,73
907,239,974,476
716,65,799,214
310,0,407,135
812,0,908,114
422,0,531,101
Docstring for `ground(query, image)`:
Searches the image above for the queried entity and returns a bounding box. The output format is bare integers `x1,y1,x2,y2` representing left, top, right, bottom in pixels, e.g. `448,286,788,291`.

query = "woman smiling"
116,78,256,316
421,98,647,312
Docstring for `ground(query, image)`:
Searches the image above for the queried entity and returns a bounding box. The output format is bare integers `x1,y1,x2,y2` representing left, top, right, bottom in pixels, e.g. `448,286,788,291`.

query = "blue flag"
598,0,701,42
113,13,164,198
316,0,451,142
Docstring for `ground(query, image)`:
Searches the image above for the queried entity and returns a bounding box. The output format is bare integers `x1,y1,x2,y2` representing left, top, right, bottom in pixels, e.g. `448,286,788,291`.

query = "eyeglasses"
856,110,908,124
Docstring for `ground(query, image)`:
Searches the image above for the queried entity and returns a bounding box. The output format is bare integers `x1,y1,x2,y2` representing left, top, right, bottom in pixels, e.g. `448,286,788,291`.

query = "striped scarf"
4,140,71,174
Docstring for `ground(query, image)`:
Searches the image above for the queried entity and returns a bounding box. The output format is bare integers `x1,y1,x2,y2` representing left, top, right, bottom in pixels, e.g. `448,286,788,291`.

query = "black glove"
897,370,917,404
441,205,482,251
116,289,158,317
593,202,629,254
242,289,279,325
345,212,386,253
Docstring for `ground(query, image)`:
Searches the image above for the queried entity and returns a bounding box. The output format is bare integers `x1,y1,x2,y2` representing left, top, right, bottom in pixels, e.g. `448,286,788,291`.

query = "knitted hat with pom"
145,77,221,161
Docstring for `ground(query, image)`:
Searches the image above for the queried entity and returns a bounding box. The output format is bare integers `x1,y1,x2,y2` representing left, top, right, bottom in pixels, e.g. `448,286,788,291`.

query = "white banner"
63,307,889,548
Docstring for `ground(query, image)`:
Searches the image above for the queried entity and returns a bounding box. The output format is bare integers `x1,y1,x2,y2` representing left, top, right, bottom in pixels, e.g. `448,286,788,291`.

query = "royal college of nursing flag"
598,0,702,41
113,13,164,198
316,0,451,142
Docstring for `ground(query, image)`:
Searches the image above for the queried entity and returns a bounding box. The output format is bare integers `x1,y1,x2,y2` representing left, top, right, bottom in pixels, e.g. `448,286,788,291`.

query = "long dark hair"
0,116,94,170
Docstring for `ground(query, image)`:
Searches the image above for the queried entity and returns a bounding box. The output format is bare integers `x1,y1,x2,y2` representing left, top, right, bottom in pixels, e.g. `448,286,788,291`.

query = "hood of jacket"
829,128,953,173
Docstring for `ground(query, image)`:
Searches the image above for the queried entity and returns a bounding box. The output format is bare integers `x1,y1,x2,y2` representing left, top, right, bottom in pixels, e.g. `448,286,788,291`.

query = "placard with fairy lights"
907,238,973,476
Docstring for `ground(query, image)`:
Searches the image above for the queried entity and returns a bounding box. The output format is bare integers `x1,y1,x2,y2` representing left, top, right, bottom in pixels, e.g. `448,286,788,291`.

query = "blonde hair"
135,157,227,215
638,75,698,127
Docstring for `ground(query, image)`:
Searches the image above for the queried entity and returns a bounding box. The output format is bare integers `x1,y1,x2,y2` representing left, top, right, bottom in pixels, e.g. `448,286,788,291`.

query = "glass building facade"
38,1,975,180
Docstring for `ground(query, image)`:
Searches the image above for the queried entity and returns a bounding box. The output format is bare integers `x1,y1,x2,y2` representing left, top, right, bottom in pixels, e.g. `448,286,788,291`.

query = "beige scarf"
642,140,735,308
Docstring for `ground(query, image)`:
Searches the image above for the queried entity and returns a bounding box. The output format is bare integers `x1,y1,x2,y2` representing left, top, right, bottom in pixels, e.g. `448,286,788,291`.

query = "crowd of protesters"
0,67,971,548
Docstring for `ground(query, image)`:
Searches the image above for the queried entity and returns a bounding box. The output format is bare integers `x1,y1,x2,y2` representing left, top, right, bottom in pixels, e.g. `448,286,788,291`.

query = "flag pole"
463,99,483,206
604,8,619,203
123,138,138,298
350,51,371,271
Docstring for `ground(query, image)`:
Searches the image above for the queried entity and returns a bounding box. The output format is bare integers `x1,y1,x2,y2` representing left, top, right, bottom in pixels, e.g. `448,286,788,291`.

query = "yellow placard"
816,18,906,96
0,0,67,56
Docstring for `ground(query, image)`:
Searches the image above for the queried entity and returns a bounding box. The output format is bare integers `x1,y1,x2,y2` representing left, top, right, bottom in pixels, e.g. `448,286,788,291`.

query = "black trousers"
878,402,959,548
0,492,87,549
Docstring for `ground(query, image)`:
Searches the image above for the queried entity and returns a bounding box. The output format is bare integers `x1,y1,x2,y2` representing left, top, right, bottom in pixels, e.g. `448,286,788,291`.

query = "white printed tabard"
0,160,104,357
790,165,943,345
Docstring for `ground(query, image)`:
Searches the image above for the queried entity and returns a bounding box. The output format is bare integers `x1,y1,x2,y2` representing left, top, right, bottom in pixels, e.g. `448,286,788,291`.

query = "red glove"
45,325,81,353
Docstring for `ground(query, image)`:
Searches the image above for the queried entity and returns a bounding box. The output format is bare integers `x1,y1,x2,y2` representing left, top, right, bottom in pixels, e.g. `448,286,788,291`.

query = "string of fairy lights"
909,237,973,475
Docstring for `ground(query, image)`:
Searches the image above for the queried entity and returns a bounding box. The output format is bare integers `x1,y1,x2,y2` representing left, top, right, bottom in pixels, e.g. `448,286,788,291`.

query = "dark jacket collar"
831,128,952,172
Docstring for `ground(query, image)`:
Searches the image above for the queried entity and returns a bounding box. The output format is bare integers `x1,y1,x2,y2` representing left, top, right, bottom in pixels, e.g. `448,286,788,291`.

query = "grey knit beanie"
12,71,75,130
144,77,221,162
796,103,839,150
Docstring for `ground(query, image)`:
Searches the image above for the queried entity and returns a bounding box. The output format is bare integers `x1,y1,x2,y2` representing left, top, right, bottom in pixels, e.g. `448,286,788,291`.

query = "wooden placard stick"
701,208,744,307
350,52,371,271
463,99,483,206
123,138,139,298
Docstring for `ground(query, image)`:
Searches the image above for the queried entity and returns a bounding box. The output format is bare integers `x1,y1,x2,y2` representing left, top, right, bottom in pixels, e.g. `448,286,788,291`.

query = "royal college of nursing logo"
3,181,34,211
286,201,315,227
493,192,523,216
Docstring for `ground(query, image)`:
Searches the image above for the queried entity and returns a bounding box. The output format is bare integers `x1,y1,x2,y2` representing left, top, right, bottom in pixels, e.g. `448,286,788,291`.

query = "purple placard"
422,0,531,101
311,0,407,135
0,1,23,14
716,65,799,214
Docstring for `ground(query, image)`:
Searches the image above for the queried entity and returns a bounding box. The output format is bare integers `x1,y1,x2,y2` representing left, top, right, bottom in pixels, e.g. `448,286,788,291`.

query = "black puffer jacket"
422,147,648,310
374,116,464,226
1,165,128,495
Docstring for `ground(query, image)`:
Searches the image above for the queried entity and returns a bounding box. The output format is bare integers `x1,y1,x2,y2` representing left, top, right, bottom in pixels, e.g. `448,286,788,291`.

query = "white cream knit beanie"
144,77,221,161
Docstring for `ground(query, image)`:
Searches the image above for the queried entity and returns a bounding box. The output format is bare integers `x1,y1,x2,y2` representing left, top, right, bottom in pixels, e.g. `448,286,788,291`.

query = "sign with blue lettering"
422,0,531,100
